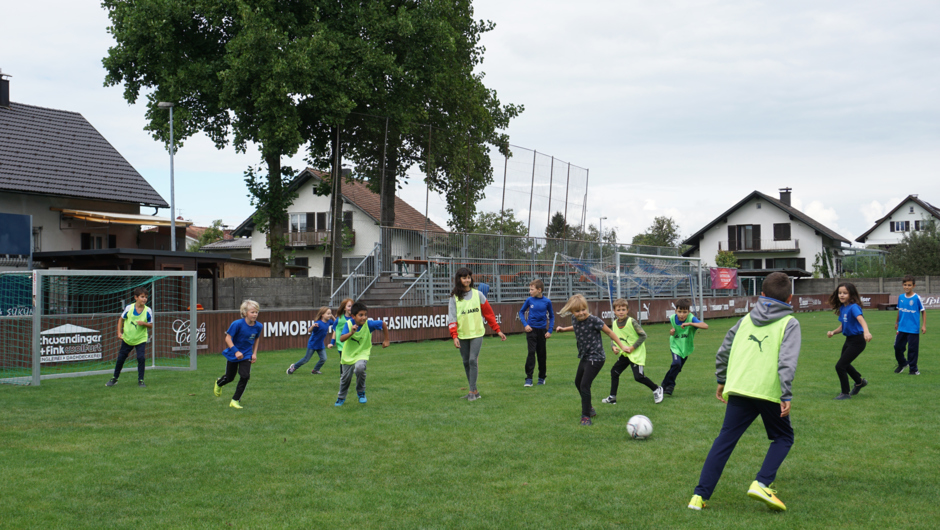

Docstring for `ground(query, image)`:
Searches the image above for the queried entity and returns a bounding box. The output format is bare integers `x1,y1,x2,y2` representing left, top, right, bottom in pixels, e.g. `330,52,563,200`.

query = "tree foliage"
545,212,571,240
188,219,226,253
715,250,739,268
632,216,682,248
471,209,527,236
887,219,940,276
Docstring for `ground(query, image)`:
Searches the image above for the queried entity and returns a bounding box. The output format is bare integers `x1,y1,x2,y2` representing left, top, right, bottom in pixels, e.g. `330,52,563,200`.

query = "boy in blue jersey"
519,279,555,386
894,275,926,375
213,300,263,409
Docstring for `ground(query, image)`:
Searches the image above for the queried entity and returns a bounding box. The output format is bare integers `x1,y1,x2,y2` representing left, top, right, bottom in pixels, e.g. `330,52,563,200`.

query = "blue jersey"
897,293,925,333
519,296,555,330
222,318,263,362
839,304,864,336
307,318,337,350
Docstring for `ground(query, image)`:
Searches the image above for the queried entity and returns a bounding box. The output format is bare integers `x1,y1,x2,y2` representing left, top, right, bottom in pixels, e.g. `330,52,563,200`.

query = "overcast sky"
3,1,938,245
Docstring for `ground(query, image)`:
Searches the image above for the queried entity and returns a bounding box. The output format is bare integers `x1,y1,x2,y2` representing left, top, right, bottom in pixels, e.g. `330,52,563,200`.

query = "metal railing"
329,243,380,306
718,239,800,252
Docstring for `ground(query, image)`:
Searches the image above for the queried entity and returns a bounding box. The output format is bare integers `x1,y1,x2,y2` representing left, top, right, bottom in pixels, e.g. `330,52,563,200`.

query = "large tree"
887,219,940,276
632,216,682,248
103,0,392,277
545,212,571,240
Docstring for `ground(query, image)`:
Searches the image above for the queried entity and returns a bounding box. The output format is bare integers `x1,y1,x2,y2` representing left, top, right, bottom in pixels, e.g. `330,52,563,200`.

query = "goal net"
0,270,197,386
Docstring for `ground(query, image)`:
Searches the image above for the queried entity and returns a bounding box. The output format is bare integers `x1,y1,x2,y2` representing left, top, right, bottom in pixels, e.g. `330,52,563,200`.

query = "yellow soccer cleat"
229,399,243,409
213,380,222,397
747,481,786,511
688,495,706,510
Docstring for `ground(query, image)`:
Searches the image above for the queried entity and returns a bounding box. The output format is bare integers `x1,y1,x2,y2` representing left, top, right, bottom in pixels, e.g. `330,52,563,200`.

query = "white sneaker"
601,395,616,404
653,387,664,404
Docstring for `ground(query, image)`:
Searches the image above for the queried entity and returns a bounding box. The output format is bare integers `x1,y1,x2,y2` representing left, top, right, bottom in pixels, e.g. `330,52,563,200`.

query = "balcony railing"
718,238,799,253
268,230,355,248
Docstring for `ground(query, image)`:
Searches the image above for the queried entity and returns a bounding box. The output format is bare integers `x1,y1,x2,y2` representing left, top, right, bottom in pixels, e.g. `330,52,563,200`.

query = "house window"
910,206,915,213
80,233,104,250
290,212,353,232
291,257,309,278
766,258,806,270
32,227,41,252
343,211,353,230
890,221,910,232
728,224,761,251
323,255,372,277
773,223,791,241
756,203,762,209
737,259,763,270
289,213,307,233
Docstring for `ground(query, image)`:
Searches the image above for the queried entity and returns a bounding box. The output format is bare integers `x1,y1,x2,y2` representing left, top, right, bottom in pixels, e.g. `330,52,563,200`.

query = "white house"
855,195,940,248
232,168,445,277
682,188,850,283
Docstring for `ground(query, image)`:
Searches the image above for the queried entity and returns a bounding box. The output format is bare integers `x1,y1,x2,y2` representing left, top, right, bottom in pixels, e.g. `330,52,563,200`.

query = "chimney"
779,187,792,206
0,69,10,108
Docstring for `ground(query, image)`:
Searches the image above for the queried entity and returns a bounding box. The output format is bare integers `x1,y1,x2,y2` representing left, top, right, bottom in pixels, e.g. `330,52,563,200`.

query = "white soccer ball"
626,415,653,439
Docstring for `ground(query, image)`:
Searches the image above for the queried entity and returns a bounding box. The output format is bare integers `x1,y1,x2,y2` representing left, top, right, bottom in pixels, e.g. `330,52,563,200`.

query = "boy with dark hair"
601,298,664,405
894,275,926,375
689,272,801,512
660,298,708,395
519,278,555,386
106,287,153,388
336,302,389,406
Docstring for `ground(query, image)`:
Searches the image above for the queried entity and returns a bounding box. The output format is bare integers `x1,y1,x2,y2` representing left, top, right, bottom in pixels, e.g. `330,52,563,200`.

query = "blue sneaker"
335,398,345,407
358,392,367,404
537,378,545,385
524,378,533,387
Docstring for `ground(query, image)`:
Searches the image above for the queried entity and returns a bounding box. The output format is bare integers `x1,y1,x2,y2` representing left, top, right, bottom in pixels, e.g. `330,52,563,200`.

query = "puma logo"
748,334,769,351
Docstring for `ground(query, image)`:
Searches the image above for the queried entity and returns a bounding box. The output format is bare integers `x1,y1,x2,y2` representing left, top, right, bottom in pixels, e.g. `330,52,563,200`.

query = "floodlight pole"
158,102,176,252
599,217,607,262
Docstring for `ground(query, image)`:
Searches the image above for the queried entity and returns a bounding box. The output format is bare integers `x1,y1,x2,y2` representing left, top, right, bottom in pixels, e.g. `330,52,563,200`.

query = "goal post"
1,270,197,386
615,252,704,321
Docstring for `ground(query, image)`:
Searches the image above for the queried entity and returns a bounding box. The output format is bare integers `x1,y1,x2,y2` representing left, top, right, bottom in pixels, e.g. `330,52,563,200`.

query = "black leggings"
574,358,605,417
609,355,659,396
836,334,866,394
217,360,252,401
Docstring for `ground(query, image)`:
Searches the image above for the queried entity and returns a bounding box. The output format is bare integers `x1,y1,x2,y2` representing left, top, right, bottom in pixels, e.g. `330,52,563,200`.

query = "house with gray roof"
682,188,850,285
855,195,940,249
0,75,189,264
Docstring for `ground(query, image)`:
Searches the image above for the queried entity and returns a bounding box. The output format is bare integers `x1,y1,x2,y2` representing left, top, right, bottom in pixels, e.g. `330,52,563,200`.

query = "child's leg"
907,333,920,372
460,337,483,392
630,363,659,391
293,348,315,369
338,364,354,400
231,361,251,401
836,336,866,393
694,395,760,500
113,341,133,378
578,359,604,417
217,360,238,387
524,331,537,379
312,349,328,371
893,332,909,367
354,360,367,395
661,353,686,390
755,400,794,487
534,329,547,379
134,343,147,381
609,355,631,397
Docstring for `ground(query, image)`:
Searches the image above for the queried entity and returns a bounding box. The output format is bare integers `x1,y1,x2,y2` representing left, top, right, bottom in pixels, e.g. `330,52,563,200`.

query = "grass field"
2,309,938,528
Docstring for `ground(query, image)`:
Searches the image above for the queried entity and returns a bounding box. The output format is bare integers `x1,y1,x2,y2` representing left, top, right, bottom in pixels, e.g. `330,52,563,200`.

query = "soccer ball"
626,415,653,439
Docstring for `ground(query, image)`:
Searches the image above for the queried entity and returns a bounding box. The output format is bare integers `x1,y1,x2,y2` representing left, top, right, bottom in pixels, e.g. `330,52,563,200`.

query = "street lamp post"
157,102,176,252
599,216,607,261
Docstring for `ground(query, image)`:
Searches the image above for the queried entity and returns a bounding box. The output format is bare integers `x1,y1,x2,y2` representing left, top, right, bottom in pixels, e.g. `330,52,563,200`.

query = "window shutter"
81,233,91,250
108,235,117,249
752,225,761,250
765,259,775,269
306,213,316,232
317,212,327,231
889,222,895,233
343,211,353,230
323,256,331,276
728,225,737,251
798,258,806,270
773,223,791,241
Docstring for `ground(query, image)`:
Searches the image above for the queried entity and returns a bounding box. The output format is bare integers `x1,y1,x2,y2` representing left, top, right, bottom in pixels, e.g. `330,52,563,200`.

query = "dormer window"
910,206,915,213
756,203,762,209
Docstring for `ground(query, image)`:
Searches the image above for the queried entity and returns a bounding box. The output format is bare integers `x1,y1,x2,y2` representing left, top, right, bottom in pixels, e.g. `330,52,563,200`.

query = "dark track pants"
113,341,146,381
694,395,794,500
836,335,866,394
525,329,547,379
574,358,605,417
894,332,919,372
661,353,688,391
609,355,658,397
217,360,252,401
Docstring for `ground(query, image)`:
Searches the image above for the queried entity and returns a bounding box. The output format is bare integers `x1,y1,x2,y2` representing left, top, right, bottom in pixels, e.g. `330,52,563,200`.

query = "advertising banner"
710,268,739,289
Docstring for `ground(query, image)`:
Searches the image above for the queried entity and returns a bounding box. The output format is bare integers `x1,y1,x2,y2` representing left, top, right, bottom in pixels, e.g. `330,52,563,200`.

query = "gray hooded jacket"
715,296,802,402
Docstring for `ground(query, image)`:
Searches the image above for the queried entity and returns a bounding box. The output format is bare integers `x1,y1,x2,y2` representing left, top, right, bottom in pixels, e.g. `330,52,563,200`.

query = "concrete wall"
197,277,332,310
794,276,940,295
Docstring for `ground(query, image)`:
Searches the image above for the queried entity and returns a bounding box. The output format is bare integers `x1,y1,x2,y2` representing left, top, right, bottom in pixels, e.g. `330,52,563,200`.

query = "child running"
894,275,926,375
688,272,801,512
213,300,263,409
518,279,555,387
331,298,354,374
826,282,873,400
660,299,708,396
106,287,153,388
447,268,506,401
554,294,629,426
601,298,664,405
287,306,336,375
335,302,389,406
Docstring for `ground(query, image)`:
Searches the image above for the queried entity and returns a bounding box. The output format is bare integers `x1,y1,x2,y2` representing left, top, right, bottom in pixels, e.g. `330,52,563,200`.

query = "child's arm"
340,321,357,342
777,319,801,416
601,324,628,352
225,332,243,360
381,321,390,348
250,332,261,363
480,300,506,340
856,315,873,342
922,310,927,334
117,317,124,341
546,300,555,337
827,324,843,338
555,325,573,333
683,320,708,330
519,300,531,332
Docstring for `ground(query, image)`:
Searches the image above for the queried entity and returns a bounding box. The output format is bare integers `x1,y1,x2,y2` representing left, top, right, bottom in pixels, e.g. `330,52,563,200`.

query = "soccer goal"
0,270,197,386
548,252,704,321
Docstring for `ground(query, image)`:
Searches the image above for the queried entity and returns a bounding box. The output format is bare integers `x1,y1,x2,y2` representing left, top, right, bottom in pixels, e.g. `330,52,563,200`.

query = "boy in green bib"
660,298,708,396
601,299,664,405
335,302,389,406
106,287,153,388
688,272,801,513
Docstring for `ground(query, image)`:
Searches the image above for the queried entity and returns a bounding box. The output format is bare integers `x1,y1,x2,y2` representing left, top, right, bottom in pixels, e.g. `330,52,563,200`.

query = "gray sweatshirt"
715,296,801,402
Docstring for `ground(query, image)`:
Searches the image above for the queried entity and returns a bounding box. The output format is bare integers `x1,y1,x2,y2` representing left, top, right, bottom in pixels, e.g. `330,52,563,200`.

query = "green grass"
2,310,938,528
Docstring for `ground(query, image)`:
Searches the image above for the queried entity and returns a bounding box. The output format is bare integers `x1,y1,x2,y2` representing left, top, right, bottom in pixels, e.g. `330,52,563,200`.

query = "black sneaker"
894,362,908,374
850,378,867,396
138,380,147,388
106,378,118,387
910,369,920,375
590,407,597,418
833,393,851,400
663,387,674,396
